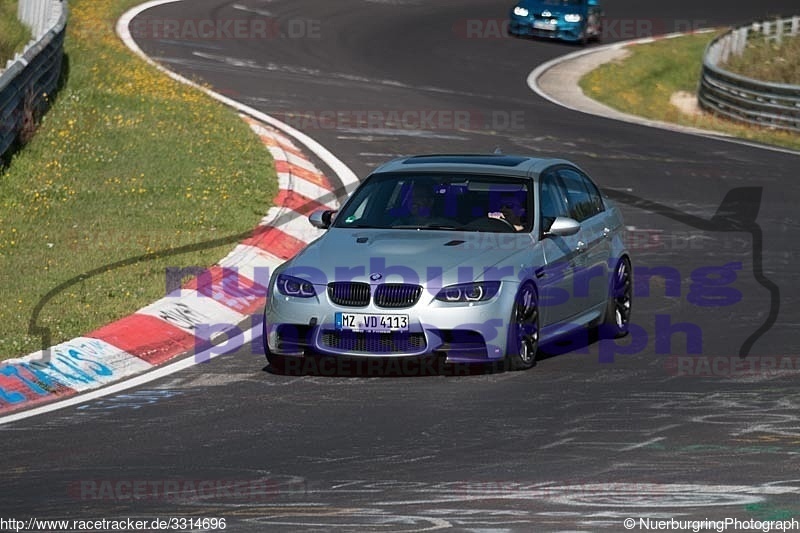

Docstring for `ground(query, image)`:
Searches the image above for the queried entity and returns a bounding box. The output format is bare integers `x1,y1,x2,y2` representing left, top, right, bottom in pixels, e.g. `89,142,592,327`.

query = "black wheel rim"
515,286,539,364
614,260,632,329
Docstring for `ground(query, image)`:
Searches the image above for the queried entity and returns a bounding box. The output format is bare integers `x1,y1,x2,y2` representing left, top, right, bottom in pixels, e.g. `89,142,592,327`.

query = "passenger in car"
391,185,435,226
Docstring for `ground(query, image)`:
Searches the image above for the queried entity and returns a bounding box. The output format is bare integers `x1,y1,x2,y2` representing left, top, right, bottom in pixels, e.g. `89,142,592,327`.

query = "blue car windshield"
332,172,532,233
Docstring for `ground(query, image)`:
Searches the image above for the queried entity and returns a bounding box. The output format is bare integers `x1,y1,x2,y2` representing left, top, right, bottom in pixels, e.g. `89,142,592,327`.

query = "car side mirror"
545,216,581,237
309,210,336,229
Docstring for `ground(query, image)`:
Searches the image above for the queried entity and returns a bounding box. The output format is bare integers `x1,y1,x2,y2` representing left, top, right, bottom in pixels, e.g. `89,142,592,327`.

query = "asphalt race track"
3,1,800,531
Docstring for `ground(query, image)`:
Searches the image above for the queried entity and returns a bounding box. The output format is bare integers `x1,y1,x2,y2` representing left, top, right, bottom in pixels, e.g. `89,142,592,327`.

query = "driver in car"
488,193,526,231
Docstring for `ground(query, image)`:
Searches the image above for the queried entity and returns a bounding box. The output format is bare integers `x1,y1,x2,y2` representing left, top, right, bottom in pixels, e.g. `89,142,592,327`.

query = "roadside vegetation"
723,33,800,85
0,0,32,64
579,32,800,151
0,0,277,359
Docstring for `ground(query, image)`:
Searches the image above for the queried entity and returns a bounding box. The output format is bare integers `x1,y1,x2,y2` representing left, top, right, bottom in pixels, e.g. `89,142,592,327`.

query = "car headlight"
435,282,501,303
276,274,316,298
564,14,582,22
513,6,529,16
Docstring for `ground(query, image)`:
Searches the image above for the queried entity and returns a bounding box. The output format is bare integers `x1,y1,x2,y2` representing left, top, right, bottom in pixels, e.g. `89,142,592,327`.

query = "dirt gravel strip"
528,28,800,156
528,28,723,137
0,109,339,417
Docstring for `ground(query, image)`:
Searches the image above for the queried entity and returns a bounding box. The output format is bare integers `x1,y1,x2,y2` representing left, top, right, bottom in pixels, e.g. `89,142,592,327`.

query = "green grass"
579,32,800,151
723,33,800,85
0,0,277,359
0,0,32,63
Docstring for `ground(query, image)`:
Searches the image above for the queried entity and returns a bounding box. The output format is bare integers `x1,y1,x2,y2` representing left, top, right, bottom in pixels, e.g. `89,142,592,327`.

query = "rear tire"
505,283,539,371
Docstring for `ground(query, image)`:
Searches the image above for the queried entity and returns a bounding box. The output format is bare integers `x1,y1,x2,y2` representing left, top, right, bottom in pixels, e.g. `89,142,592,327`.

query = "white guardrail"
17,0,63,40
699,15,800,133
0,0,66,161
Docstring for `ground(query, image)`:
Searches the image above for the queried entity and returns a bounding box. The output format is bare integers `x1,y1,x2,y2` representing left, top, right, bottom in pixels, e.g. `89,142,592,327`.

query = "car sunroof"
401,155,529,167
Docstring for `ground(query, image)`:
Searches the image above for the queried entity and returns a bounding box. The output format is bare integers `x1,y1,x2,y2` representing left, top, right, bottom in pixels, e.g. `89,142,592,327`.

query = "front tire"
505,283,539,371
600,257,632,338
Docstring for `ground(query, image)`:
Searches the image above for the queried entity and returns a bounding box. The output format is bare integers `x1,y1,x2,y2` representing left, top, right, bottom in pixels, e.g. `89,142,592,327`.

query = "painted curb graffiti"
1,116,342,414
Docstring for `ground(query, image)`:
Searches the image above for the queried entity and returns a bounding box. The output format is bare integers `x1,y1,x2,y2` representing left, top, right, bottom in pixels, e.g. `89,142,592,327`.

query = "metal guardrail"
0,0,66,162
18,0,62,38
699,16,800,133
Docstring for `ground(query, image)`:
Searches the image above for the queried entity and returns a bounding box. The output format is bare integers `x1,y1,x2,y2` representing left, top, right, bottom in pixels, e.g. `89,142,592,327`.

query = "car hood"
517,0,587,15
283,228,534,287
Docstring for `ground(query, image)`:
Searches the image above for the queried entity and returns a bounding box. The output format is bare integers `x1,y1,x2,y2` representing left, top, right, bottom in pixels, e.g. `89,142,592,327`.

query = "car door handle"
576,240,587,251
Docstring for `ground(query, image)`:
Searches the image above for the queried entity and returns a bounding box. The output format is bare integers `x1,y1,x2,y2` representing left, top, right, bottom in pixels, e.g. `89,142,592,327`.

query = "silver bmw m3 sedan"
263,154,632,371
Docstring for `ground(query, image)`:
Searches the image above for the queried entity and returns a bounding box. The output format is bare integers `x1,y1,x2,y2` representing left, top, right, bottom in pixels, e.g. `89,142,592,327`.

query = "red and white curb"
0,0,359,421
0,118,337,418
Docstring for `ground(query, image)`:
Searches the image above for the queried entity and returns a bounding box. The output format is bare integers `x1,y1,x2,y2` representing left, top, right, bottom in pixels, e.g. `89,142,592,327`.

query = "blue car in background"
509,0,603,44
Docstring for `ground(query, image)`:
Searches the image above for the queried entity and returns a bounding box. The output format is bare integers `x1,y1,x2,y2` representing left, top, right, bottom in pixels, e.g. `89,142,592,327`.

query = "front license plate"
335,313,409,332
533,20,555,30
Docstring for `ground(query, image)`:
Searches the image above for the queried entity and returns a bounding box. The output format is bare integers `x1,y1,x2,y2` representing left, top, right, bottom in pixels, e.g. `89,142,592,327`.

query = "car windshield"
332,172,532,232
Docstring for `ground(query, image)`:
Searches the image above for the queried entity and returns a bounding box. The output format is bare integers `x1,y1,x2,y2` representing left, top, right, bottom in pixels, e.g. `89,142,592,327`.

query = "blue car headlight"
513,6,529,16
564,14,582,23
276,274,316,298
435,282,501,303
